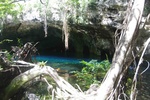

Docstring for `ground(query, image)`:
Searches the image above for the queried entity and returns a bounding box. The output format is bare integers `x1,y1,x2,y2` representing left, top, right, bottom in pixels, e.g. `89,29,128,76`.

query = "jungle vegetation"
0,0,150,100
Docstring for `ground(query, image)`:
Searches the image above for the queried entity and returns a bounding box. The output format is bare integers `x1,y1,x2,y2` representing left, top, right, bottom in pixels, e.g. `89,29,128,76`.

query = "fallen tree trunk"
4,60,85,100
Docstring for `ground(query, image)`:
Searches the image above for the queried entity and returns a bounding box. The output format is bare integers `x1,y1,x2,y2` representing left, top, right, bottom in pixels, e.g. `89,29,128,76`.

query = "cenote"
34,55,100,72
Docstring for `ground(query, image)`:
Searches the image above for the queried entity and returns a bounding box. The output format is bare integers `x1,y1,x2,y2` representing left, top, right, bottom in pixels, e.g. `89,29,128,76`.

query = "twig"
10,0,25,4
130,37,150,100
75,84,84,93
23,42,39,60
140,60,150,75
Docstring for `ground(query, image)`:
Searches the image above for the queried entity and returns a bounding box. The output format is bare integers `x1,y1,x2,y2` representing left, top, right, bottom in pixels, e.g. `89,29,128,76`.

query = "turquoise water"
34,55,97,71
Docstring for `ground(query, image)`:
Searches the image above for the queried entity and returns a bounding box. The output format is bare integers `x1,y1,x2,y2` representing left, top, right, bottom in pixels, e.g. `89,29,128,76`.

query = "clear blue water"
34,55,98,71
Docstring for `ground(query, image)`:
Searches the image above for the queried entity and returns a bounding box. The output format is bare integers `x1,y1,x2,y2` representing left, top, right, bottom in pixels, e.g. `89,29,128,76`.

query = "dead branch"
3,60,86,100
130,38,150,100
11,42,38,62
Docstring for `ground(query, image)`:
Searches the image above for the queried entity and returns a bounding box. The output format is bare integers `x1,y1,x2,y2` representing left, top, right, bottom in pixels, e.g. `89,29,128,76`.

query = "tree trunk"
95,0,145,100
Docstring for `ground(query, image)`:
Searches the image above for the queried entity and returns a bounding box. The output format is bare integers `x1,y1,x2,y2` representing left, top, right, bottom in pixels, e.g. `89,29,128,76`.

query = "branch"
40,0,46,5
4,60,84,100
130,37,150,100
10,0,25,4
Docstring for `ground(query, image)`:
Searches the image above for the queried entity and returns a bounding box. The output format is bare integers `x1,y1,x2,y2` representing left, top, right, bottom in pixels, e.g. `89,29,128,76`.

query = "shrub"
73,60,111,91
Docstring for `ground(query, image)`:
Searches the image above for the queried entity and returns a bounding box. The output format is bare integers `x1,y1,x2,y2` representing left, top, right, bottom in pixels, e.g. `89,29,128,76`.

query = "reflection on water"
34,55,97,71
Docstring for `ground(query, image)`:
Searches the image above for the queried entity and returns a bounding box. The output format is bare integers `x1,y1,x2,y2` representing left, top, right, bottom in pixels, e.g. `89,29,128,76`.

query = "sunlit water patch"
34,55,96,71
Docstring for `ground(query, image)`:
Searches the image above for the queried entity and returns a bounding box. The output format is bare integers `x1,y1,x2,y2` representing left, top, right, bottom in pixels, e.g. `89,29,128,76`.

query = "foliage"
39,95,52,100
0,50,12,61
0,66,3,70
38,61,47,67
0,0,23,32
5,51,12,61
73,60,111,91
17,38,23,48
0,39,13,44
144,0,150,16
0,0,22,19
125,78,132,95
53,0,98,24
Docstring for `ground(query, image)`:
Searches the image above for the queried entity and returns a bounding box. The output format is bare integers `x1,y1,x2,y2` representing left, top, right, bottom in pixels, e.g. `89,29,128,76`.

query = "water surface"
34,55,98,71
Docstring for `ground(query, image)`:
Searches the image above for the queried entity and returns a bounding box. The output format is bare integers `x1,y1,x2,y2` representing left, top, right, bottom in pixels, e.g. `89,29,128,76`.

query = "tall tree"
95,0,145,99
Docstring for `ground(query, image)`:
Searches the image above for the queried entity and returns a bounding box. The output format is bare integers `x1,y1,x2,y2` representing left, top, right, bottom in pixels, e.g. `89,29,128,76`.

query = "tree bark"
95,0,145,100
3,61,83,100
